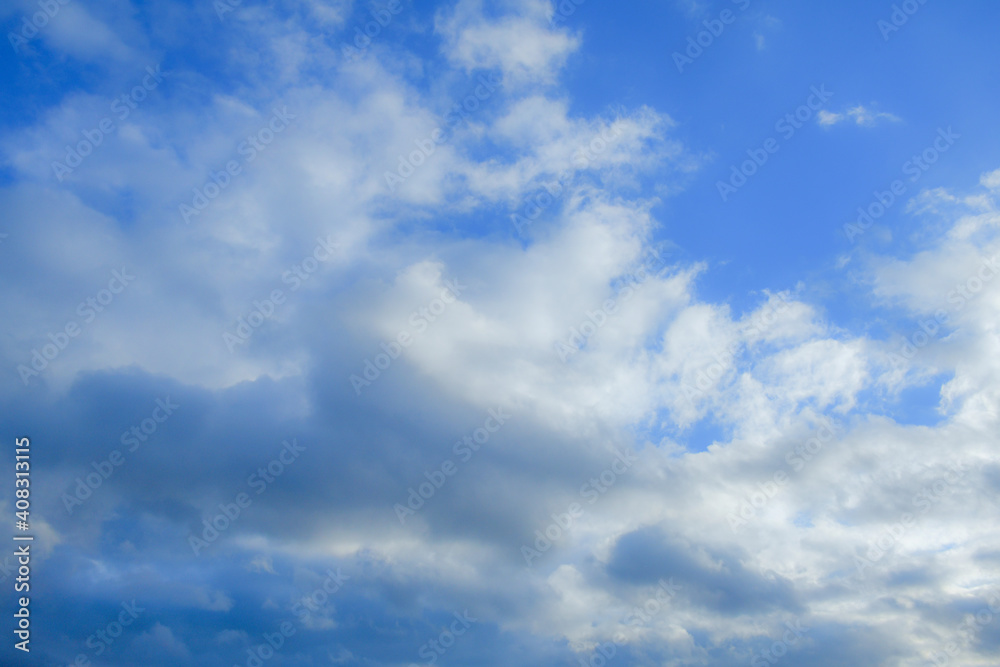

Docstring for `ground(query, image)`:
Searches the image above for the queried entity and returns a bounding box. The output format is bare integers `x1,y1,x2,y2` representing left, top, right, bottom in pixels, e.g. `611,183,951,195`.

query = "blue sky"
2,0,1000,665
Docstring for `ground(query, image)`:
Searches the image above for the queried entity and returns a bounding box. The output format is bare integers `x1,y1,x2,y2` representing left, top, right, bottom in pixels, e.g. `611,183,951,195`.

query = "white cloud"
818,104,901,127
981,167,1000,191
4,1,1000,664
816,109,843,126
435,0,580,85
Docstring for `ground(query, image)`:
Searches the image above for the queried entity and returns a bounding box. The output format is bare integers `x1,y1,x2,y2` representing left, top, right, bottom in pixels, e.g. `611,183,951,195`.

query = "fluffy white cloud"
436,0,580,85
3,1,1000,665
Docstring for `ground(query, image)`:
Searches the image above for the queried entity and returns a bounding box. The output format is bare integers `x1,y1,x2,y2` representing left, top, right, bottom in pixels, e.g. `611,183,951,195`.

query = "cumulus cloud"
435,0,580,85
1,1,999,666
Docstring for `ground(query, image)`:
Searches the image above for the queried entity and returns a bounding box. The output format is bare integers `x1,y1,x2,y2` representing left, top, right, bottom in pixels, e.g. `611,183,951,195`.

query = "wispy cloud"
818,104,901,127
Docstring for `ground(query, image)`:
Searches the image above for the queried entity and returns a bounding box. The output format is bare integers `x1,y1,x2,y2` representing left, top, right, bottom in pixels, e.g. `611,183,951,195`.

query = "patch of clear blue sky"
632,407,731,453
557,0,1000,320
851,372,953,428
681,413,731,452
